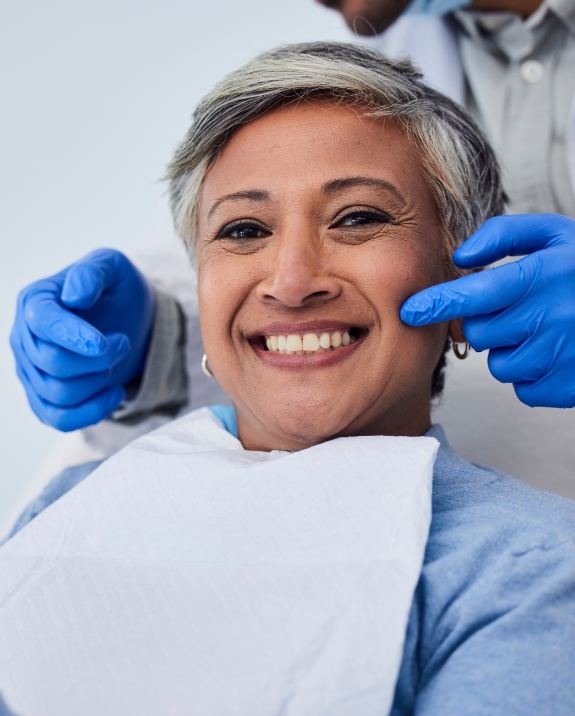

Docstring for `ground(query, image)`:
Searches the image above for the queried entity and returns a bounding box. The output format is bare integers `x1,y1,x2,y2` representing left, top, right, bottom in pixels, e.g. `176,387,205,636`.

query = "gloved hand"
400,214,575,408
11,249,155,431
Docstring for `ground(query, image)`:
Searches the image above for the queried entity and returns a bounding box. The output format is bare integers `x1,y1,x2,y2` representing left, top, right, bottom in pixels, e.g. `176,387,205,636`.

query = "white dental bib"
0,408,437,716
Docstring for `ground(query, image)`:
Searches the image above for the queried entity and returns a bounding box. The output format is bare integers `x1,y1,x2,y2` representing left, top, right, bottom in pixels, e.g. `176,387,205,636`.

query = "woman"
2,43,574,715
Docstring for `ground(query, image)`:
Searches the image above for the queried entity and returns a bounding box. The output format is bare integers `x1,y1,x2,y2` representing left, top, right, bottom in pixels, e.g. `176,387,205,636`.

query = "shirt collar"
426,423,450,446
454,0,575,62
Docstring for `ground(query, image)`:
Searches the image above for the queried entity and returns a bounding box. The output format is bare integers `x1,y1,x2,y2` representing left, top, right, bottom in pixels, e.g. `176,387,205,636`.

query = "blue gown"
5,409,575,716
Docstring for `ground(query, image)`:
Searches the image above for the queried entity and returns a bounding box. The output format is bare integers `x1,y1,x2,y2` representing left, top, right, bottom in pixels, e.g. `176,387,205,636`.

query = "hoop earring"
201,353,214,378
452,340,469,360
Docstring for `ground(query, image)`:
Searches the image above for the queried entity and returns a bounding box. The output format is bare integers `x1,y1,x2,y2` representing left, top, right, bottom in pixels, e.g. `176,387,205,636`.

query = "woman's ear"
448,318,466,344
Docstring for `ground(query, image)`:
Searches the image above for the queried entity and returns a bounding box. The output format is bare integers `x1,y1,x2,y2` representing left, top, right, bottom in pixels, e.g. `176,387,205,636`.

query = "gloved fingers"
16,362,126,431
400,254,540,326
16,362,50,426
17,344,116,407
19,324,131,379
514,373,575,409
487,340,555,384
453,214,575,269
44,386,126,432
462,305,534,351
23,289,108,356
60,249,129,309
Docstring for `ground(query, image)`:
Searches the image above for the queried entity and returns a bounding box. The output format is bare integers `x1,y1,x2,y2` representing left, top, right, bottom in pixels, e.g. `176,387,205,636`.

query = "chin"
265,402,354,448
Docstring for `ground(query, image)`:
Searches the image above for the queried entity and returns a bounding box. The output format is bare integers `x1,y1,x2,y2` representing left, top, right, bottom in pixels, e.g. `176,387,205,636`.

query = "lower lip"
252,334,365,369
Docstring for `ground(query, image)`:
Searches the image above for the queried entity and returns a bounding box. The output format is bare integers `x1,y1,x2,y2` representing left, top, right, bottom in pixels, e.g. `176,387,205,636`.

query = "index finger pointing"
24,290,107,356
400,256,539,326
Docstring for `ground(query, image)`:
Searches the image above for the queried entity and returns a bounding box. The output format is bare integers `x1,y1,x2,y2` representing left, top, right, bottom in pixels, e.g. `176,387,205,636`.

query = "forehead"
199,100,430,207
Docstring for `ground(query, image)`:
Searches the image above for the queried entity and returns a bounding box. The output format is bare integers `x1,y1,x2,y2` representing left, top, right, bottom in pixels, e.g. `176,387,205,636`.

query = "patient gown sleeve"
412,541,575,715
391,448,575,716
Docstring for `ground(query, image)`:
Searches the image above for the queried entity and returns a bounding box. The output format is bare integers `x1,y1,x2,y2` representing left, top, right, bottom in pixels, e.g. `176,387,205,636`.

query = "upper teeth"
265,330,354,355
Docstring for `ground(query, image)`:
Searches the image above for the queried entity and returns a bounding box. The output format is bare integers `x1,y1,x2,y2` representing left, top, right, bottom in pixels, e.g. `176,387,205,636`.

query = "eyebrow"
207,177,404,218
208,189,270,218
323,177,406,204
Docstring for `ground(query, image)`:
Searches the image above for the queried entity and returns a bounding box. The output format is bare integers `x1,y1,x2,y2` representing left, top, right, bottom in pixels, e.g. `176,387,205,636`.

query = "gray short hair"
168,42,506,270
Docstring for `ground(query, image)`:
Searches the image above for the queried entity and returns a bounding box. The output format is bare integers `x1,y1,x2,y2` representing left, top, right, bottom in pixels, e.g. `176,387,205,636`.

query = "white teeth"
264,329,359,355
286,334,303,352
302,333,320,351
319,333,331,349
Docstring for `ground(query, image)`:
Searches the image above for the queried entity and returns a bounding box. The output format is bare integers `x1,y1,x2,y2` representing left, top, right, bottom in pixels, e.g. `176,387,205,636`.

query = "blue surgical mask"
406,0,470,15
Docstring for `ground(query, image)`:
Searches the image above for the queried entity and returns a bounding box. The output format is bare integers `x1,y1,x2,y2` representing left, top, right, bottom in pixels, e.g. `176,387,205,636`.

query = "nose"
256,228,341,308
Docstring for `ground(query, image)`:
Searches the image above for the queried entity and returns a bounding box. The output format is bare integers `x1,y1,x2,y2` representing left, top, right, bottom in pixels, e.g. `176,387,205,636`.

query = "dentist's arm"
401,214,575,408
10,249,187,431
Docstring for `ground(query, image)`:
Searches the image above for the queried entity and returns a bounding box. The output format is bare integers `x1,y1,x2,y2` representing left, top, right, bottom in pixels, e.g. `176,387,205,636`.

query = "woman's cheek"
197,258,233,359
197,254,253,370
358,244,446,362
354,247,429,316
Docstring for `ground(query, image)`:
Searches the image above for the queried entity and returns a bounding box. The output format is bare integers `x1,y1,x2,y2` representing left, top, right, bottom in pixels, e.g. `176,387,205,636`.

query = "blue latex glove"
401,214,575,408
406,0,470,17
11,249,155,431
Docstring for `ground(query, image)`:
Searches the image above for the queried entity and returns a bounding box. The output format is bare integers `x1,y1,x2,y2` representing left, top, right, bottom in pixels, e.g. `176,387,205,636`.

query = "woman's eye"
218,222,270,240
335,210,392,227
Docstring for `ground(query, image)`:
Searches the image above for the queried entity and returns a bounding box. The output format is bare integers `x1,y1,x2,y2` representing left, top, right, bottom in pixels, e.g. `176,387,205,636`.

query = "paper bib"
0,408,437,716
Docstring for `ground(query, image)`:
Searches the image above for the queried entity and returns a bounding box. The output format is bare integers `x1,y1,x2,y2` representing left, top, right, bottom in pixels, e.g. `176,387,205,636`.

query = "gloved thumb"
61,261,109,310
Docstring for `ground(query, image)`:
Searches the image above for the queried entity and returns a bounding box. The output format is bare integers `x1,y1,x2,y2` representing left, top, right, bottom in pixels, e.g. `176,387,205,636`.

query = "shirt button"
520,59,544,84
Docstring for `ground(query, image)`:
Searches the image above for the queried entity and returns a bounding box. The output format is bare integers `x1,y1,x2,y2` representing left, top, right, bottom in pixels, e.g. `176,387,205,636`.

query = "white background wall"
0,0,350,529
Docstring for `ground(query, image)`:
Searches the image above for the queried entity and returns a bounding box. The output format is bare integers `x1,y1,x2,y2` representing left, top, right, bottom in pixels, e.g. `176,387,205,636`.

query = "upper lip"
246,320,366,339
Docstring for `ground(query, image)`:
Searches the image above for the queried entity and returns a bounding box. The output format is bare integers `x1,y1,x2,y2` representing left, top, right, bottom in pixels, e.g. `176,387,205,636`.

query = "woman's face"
196,101,461,451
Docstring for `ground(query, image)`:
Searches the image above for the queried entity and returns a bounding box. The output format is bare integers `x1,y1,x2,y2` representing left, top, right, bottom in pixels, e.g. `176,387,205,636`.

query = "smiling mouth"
252,327,364,355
